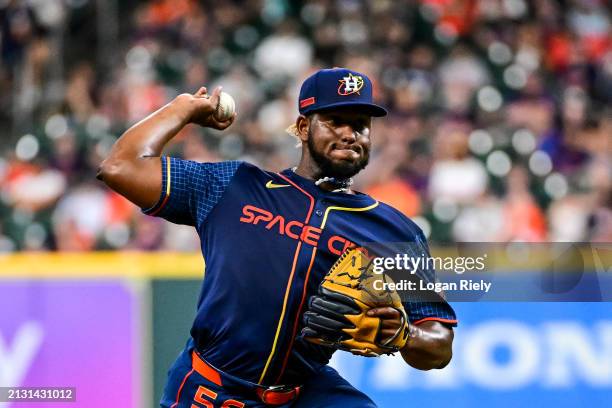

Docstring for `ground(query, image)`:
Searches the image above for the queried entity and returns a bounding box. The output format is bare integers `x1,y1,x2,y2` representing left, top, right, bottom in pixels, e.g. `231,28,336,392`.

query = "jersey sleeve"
404,301,457,326
141,156,242,227
402,230,458,327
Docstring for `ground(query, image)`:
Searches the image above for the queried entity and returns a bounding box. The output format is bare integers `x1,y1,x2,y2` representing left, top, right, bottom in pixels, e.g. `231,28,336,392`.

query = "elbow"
401,323,454,370
96,157,126,185
435,347,453,369
431,323,454,370
429,330,454,370
407,347,452,371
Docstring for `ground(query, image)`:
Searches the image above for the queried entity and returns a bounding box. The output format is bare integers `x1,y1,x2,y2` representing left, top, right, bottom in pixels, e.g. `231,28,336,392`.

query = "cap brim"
307,101,388,117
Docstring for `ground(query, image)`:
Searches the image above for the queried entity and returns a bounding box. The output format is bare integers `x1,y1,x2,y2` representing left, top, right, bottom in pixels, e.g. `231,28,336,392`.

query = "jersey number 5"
192,385,245,408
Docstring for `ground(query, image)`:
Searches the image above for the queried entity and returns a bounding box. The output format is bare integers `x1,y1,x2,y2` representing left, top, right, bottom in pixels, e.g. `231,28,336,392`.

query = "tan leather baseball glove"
301,247,409,357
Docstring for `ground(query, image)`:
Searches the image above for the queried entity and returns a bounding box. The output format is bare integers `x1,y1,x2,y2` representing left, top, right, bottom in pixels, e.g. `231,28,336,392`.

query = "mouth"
330,143,361,160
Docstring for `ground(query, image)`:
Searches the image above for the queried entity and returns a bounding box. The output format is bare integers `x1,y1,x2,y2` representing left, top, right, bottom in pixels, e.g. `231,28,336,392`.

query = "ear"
296,115,310,143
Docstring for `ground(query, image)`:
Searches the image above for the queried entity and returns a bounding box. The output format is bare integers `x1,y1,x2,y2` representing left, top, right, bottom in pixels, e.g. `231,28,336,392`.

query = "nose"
338,124,357,144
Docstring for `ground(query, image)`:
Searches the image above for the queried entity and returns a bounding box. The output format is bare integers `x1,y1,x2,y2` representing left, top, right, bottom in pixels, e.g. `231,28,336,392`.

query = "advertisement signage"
0,282,141,408
332,302,612,407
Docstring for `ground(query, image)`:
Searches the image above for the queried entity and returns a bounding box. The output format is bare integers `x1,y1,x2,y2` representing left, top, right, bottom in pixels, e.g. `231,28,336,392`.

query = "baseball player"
98,68,457,407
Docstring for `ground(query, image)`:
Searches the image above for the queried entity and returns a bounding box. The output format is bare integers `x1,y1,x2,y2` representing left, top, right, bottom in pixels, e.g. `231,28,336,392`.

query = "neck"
293,161,317,180
293,162,354,194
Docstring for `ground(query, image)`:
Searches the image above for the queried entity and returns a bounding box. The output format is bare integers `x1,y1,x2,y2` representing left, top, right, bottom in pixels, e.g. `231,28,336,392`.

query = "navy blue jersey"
143,157,457,386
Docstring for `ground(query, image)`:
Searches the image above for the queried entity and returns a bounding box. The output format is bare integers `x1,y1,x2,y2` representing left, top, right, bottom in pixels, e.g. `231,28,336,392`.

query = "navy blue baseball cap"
297,68,387,117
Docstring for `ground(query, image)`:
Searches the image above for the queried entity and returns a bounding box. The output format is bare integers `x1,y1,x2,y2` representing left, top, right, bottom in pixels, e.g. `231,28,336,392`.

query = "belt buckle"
266,385,293,393
259,384,300,405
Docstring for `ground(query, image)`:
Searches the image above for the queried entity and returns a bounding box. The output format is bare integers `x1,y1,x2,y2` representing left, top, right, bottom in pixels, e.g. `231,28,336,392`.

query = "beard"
307,127,369,179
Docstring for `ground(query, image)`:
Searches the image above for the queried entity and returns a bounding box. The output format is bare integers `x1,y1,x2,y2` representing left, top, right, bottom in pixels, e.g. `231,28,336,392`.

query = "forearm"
96,95,195,208
96,86,232,209
400,321,453,370
105,96,192,162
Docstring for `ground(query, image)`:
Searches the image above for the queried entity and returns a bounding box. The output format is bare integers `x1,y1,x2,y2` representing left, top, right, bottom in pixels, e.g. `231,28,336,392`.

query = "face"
305,110,372,179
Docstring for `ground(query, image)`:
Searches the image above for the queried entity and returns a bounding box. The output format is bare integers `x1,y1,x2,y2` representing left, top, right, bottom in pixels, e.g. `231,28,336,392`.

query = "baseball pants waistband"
191,350,301,406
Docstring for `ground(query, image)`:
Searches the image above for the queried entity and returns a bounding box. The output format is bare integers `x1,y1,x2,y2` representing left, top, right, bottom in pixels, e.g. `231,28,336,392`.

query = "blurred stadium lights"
511,129,536,155
544,173,569,200
477,86,503,112
15,134,39,161
486,150,512,177
529,151,554,177
488,41,513,65
468,129,494,156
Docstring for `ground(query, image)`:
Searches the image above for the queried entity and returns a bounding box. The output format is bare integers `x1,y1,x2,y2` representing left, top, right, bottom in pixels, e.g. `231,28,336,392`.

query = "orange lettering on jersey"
300,225,322,247
191,386,245,408
253,212,273,225
240,204,355,253
240,205,273,225
193,385,217,407
239,205,258,223
328,235,356,256
266,215,285,235
285,220,304,240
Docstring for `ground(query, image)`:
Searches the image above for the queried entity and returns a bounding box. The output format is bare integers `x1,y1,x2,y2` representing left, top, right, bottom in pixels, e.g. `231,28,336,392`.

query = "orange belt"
191,351,301,406
255,386,301,406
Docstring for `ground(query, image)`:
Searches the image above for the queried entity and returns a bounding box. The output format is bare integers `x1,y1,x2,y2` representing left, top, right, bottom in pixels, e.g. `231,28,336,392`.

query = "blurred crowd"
0,0,610,252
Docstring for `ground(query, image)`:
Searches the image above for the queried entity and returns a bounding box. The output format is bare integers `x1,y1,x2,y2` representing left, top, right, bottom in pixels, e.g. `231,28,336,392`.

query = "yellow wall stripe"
0,252,204,279
0,247,603,279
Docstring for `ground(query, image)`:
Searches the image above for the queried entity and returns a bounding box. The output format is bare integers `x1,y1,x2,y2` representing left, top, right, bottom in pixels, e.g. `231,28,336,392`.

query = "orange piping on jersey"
170,368,194,408
273,200,380,383
149,157,172,216
276,173,314,223
274,246,318,384
258,240,303,385
258,173,314,385
191,351,223,386
412,317,458,325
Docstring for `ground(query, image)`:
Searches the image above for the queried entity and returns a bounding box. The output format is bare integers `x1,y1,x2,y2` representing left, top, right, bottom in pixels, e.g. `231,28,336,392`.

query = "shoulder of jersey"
236,162,292,189
375,200,425,238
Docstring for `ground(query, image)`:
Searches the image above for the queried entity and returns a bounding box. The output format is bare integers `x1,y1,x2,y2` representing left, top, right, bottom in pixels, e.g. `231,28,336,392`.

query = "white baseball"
214,91,236,121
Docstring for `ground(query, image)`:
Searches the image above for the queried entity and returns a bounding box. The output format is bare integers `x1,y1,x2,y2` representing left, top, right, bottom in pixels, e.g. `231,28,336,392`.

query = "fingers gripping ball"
214,91,236,121
302,247,410,357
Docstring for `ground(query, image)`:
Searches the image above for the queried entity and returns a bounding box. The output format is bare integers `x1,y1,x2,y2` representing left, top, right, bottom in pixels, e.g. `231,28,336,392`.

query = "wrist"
400,321,418,352
171,94,198,126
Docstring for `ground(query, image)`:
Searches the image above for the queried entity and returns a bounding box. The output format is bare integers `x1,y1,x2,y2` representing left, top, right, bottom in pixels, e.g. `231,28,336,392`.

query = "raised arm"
96,87,235,208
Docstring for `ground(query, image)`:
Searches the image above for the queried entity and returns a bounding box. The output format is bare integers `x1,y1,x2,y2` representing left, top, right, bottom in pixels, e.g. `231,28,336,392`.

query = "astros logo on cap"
338,73,364,96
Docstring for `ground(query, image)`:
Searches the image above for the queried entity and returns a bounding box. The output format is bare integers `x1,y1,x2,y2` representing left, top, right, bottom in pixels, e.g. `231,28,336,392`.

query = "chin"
326,159,367,179
308,138,369,179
